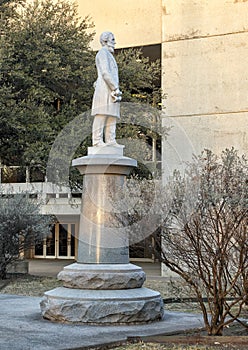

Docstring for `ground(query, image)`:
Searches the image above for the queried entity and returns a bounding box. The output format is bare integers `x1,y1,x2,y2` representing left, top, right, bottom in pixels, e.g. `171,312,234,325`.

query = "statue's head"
100,31,116,53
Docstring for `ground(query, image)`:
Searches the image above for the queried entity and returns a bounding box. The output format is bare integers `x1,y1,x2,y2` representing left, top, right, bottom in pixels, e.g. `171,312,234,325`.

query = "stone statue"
91,31,122,147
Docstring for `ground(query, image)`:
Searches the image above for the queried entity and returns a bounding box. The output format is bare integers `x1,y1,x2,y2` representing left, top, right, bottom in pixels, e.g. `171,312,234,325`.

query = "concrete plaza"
0,259,206,349
0,293,204,350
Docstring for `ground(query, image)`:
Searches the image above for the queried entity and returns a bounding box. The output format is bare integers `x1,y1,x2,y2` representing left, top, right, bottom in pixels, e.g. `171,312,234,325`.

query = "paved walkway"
28,259,162,278
0,260,205,349
0,294,204,350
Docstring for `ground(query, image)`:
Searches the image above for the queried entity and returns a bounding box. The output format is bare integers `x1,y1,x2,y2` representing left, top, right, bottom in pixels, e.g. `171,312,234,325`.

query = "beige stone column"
73,145,136,264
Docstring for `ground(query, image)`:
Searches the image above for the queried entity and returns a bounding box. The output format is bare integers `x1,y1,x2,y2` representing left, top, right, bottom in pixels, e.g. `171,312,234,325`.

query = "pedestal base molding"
40,287,164,324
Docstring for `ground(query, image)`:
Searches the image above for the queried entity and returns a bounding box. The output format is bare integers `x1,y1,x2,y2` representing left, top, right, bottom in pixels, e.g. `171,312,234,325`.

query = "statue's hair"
100,31,114,46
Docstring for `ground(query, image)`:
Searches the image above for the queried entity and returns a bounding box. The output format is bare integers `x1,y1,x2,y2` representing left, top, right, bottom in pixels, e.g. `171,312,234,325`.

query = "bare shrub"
156,148,248,335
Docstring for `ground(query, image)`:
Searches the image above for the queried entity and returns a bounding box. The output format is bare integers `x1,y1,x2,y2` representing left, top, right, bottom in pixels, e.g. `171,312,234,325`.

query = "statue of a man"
91,31,122,147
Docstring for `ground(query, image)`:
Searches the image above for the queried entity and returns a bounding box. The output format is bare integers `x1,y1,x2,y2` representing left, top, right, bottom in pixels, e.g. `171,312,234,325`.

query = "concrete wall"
76,0,248,171
162,0,248,176
77,0,162,49
1,182,81,216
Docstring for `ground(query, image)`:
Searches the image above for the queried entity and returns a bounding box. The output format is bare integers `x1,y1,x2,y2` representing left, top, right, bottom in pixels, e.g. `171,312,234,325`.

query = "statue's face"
106,34,116,53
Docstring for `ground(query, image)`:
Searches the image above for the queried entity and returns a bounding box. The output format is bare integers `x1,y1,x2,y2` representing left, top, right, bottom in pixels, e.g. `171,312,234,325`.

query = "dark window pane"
46,227,55,256
59,224,68,257
35,241,43,255
71,224,75,257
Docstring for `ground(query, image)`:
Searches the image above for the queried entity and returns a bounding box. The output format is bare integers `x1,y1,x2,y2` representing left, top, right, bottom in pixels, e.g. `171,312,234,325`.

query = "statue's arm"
97,50,119,91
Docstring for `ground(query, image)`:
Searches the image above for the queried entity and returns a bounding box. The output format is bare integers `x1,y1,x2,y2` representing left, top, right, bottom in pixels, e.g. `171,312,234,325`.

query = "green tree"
117,48,161,106
0,191,52,279
155,148,248,335
0,0,95,171
116,48,162,178
0,0,163,183
0,0,23,27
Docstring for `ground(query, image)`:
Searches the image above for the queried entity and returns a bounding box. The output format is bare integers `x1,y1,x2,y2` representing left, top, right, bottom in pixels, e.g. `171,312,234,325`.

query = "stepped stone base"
57,263,146,289
40,287,164,324
41,149,165,324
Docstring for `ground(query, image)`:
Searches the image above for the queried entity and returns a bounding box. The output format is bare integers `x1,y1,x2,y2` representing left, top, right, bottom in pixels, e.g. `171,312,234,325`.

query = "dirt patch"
129,325,248,350
139,335,248,349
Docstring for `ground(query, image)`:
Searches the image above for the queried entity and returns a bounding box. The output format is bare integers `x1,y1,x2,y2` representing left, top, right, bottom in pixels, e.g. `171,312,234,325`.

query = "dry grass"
0,274,62,296
144,279,200,313
1,274,197,312
112,343,215,350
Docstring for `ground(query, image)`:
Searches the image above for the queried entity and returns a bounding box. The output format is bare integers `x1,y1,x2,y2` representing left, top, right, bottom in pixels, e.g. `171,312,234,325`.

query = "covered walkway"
28,259,162,278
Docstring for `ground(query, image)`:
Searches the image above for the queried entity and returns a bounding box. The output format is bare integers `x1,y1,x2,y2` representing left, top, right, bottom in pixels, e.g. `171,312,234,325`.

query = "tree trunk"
208,327,223,336
0,260,7,280
208,325,223,336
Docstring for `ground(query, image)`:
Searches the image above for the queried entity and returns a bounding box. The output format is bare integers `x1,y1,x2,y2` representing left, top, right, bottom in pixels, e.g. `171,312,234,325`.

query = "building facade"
74,0,248,275
2,1,247,271
76,0,248,175
1,181,81,260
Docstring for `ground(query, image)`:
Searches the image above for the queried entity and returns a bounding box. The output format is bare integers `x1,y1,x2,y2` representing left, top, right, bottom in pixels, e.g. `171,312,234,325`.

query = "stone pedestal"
40,145,164,323
57,263,146,289
40,287,163,324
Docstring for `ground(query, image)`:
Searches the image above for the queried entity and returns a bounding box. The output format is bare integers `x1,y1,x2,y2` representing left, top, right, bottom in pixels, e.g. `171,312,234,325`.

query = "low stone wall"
7,260,29,274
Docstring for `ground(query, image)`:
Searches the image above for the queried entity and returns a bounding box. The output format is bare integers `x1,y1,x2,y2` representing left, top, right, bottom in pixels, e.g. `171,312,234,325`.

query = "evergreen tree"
0,0,95,171
0,191,52,279
0,0,162,181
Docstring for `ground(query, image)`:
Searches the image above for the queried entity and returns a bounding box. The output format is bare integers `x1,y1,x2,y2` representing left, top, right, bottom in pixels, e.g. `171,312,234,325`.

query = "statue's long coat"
91,47,120,118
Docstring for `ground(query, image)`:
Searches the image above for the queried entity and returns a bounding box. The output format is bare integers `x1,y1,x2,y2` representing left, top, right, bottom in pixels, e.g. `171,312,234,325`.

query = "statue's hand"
111,88,122,102
114,88,122,97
